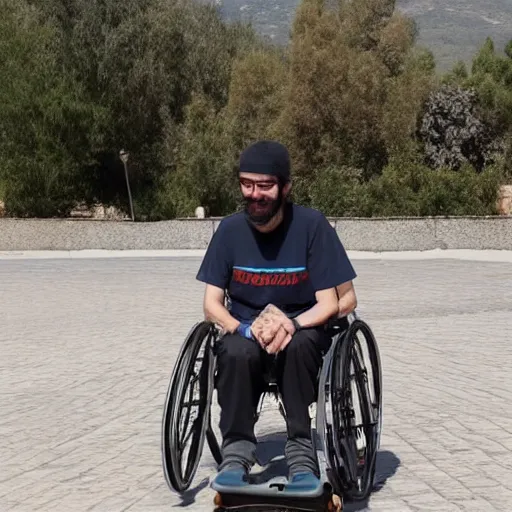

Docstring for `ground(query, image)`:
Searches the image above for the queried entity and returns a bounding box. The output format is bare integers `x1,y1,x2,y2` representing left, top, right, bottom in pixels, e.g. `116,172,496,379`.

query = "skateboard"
210,436,343,512
213,489,342,512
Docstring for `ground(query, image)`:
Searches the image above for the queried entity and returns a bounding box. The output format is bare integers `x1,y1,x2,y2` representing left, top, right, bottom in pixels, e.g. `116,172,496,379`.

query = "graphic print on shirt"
232,265,309,288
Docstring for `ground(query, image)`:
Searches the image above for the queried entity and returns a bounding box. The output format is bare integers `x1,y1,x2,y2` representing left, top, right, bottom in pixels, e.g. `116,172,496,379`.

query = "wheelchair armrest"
323,310,359,336
324,316,349,333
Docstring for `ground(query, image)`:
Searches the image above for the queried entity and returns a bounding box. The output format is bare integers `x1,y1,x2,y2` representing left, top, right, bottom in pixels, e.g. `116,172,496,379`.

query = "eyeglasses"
239,178,278,192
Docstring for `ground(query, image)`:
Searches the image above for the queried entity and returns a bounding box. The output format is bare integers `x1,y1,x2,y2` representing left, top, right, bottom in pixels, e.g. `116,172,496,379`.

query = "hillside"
214,0,512,71
399,0,512,70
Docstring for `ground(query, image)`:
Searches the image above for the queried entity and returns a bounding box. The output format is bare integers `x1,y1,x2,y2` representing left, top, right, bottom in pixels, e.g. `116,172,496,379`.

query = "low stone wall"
333,217,512,251
1,216,511,252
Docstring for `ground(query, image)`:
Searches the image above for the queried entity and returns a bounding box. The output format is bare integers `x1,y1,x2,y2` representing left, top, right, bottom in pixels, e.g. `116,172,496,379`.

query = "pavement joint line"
1,248,512,262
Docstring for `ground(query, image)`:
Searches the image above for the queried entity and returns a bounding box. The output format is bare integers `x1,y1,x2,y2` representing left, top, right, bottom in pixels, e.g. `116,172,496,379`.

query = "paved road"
1,255,512,512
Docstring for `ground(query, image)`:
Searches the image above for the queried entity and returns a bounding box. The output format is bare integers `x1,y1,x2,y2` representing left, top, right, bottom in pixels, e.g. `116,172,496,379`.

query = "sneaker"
286,472,322,492
213,463,249,488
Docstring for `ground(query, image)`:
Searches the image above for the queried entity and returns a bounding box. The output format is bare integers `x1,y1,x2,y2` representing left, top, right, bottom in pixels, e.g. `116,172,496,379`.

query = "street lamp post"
119,149,135,221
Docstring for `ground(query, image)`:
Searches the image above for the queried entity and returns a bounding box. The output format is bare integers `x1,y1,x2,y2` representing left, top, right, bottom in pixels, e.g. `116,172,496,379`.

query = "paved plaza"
1,253,512,511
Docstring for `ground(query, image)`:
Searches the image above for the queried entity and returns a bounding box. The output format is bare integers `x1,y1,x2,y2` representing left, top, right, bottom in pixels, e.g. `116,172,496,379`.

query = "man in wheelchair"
196,140,357,492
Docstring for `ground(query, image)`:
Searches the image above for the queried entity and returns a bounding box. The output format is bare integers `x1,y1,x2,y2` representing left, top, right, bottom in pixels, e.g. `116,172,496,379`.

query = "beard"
244,192,284,226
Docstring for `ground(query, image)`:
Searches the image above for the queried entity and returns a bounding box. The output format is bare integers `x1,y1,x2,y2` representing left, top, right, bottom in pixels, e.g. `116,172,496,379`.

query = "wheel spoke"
179,371,200,446
181,400,201,407
178,373,200,452
180,417,199,453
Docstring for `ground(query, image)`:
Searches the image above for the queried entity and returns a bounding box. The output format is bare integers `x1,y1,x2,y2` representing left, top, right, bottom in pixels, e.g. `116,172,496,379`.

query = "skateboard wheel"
213,492,222,507
332,494,342,511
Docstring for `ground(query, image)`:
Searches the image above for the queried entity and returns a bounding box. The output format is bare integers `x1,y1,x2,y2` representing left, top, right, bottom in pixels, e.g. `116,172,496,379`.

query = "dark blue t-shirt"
196,203,356,323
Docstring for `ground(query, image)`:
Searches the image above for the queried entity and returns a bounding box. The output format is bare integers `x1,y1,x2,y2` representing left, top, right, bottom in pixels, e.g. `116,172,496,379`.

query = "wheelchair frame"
161,311,383,509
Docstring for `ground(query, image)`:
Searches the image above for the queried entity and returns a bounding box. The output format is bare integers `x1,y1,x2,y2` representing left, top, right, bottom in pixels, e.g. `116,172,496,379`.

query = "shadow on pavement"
254,432,401,511
344,450,401,511
172,432,401,510
173,477,210,507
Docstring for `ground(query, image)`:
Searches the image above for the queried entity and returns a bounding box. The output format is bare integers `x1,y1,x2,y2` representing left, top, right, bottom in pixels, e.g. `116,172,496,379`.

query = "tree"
165,94,238,217
0,0,107,217
272,0,424,204
26,0,261,218
338,0,395,52
418,85,496,172
275,0,391,198
224,49,288,150
466,38,512,135
381,47,436,158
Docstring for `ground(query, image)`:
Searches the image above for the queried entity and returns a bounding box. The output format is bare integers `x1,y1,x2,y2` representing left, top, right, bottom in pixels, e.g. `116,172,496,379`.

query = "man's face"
239,172,283,225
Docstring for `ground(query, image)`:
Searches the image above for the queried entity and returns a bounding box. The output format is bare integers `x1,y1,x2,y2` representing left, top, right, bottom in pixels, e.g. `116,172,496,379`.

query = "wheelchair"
161,311,383,511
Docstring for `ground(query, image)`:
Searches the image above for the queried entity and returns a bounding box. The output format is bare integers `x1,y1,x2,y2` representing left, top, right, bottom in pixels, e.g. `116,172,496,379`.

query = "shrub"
418,85,496,172
309,155,504,217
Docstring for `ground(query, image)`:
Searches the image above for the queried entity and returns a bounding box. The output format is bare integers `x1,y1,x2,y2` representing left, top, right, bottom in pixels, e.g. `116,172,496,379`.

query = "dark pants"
215,328,332,477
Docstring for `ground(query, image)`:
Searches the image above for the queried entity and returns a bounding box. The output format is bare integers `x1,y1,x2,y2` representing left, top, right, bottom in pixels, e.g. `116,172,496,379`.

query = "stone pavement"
1,255,512,512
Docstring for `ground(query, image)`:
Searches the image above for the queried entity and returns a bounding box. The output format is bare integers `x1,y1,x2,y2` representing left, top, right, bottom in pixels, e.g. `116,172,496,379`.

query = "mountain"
399,0,512,70
213,0,512,72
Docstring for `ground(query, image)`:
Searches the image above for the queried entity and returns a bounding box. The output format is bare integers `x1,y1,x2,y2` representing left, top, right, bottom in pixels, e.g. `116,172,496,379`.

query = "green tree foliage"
463,38,512,133
0,0,107,217
381,48,436,159
271,0,434,206
360,158,503,217
418,85,496,172
167,94,238,218
225,49,288,149
308,166,366,217
18,0,261,218
439,36,512,176
0,0,508,218
309,153,504,217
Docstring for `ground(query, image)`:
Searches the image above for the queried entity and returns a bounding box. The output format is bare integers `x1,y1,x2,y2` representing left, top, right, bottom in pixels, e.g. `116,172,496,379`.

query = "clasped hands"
238,304,298,354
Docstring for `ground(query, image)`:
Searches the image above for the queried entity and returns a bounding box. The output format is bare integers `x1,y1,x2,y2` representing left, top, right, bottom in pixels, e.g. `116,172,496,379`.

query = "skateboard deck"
213,490,342,512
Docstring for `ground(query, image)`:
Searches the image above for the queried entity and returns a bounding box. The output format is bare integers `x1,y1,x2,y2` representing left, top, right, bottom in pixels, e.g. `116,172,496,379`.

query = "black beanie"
238,140,291,183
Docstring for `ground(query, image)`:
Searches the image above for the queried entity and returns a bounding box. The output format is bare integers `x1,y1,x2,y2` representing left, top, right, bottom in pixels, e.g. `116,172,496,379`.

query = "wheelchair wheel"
161,321,222,493
325,318,382,501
